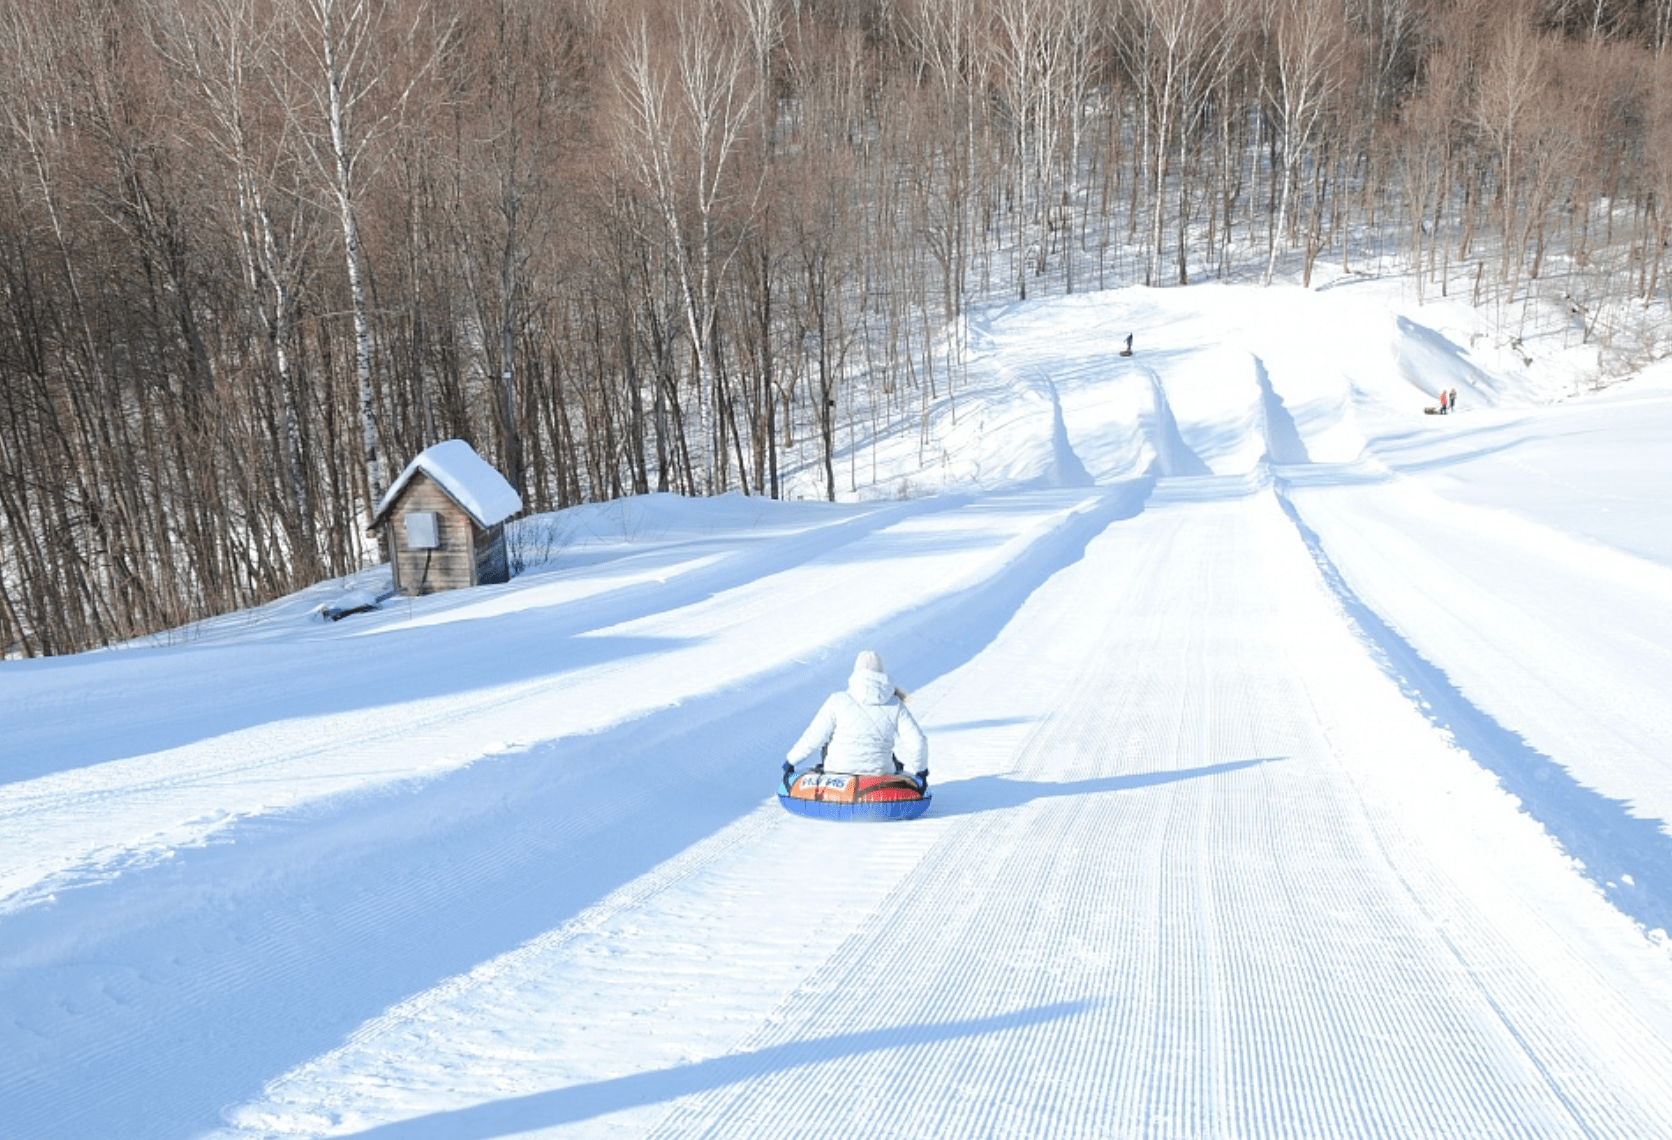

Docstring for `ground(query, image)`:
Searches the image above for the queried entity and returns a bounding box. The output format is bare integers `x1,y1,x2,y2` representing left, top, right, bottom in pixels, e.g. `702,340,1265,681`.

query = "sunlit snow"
4,280,1672,1139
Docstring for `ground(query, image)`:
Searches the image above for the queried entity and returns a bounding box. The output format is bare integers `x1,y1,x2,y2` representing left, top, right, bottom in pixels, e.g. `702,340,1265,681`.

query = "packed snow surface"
4,281,1672,1139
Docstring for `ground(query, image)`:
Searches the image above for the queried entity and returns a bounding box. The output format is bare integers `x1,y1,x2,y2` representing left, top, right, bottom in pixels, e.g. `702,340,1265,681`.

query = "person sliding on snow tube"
780,651,930,820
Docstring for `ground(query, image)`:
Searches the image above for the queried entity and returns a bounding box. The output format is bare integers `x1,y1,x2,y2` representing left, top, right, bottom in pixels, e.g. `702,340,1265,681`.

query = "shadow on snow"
1275,488,1672,938
1,496,958,782
337,1001,1094,1139
3,482,1158,1140
929,758,1278,817
1255,355,1312,466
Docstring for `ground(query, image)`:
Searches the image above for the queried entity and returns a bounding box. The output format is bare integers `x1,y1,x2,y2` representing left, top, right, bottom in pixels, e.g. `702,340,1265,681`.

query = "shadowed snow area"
4,280,1672,1139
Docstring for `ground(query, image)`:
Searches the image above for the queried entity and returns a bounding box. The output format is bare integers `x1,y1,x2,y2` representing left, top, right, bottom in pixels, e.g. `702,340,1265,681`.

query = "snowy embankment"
4,280,1672,1139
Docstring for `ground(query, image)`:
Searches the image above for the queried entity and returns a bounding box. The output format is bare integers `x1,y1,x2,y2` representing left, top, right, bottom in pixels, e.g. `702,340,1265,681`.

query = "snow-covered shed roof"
372,439,523,529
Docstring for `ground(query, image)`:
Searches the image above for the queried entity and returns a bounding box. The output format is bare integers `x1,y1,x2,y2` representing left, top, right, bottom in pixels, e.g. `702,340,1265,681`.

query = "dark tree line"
4,0,1672,656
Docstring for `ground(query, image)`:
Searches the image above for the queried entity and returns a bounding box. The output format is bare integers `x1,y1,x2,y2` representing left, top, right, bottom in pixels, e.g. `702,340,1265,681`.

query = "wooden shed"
370,440,523,596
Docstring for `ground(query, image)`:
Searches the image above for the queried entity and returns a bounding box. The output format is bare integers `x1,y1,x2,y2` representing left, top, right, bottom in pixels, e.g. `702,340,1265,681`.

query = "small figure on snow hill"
1438,388,1449,414
787,651,928,787
1449,388,1459,413
1122,332,1134,357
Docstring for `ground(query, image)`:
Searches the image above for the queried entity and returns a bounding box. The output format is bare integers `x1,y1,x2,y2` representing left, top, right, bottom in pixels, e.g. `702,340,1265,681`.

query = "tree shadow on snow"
929,715,1040,734
929,757,1278,817
336,1000,1093,1139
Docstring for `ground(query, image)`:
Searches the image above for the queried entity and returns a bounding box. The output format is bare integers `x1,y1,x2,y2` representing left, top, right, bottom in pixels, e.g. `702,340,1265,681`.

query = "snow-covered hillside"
4,281,1672,1139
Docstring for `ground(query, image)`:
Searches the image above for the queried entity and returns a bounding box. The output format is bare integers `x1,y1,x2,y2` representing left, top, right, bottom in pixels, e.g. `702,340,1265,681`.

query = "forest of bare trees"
4,0,1672,656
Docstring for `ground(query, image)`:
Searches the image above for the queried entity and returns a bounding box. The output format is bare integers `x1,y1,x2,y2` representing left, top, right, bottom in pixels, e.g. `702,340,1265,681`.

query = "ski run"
4,280,1672,1139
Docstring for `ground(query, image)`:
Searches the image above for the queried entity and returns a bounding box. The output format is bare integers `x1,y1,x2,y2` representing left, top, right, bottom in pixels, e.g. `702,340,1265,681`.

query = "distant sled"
779,767,931,821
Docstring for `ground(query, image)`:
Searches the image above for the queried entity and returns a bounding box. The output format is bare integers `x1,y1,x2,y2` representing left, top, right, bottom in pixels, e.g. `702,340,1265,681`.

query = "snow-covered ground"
5,279,1672,1139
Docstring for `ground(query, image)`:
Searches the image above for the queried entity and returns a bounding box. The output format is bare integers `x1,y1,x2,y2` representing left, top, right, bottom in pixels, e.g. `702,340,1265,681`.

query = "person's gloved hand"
915,769,929,792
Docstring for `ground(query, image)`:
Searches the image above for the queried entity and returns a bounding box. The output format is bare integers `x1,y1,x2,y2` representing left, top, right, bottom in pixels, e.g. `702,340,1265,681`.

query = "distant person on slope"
787,651,928,787
1450,388,1459,413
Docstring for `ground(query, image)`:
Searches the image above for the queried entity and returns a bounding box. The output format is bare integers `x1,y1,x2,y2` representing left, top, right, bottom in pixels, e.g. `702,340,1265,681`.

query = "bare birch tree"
1260,0,1349,284
612,1,762,492
1116,0,1237,285
143,0,322,562
1474,20,1552,291
283,0,456,542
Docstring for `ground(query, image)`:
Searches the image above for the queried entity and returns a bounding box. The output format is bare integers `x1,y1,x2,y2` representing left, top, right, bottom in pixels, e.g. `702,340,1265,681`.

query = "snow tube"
778,770,931,821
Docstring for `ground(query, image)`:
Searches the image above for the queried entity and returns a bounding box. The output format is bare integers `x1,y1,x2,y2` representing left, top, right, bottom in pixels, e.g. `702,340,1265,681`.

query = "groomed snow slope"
3,282,1672,1139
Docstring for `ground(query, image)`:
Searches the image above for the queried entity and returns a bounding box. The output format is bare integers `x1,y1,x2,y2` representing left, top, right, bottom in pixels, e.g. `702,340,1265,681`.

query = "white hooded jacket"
786,658,928,776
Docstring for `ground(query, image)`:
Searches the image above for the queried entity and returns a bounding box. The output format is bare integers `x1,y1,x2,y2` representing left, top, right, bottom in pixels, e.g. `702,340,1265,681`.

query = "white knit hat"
855,650,885,674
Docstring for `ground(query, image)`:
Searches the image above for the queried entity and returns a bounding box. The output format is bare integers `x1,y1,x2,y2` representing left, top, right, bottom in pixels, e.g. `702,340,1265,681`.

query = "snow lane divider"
1274,484,1672,939
797,481,1157,716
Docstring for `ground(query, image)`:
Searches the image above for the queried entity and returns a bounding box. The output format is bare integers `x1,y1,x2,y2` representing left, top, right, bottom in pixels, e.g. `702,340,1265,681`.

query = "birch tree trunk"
1262,0,1346,285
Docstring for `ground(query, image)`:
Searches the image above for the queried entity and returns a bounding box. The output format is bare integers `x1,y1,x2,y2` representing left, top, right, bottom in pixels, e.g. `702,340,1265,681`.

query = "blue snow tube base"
778,793,933,822
778,769,931,822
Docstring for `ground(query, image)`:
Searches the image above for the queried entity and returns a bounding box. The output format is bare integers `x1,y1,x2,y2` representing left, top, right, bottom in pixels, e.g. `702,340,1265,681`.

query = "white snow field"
4,281,1672,1140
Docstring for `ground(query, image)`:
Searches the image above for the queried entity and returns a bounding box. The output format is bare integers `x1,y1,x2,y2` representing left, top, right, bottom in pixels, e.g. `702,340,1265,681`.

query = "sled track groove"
0,735,794,1140
4,488,1145,1140
16,479,1672,1138
642,486,1672,1138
